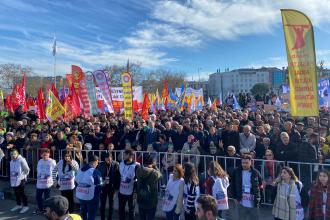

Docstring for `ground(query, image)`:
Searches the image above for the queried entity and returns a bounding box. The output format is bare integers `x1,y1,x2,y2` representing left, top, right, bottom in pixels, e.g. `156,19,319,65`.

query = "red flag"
70,85,81,117
5,95,13,112
141,93,150,120
19,74,26,111
37,88,46,119
11,84,20,111
10,74,27,111
162,80,169,108
51,83,59,99
26,97,36,110
63,95,74,121
66,74,73,87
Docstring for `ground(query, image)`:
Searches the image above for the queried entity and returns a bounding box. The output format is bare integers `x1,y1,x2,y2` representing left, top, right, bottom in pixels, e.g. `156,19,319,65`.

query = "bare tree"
141,69,186,93
0,63,32,91
104,62,144,86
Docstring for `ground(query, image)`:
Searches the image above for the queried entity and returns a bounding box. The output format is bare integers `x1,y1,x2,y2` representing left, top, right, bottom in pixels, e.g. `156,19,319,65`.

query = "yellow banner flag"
281,9,319,116
46,90,65,121
121,72,133,120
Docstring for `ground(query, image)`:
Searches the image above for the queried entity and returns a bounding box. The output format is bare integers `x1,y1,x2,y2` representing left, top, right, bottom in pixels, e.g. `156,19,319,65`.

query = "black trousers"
13,180,28,206
118,192,134,220
61,190,75,213
184,211,196,220
100,185,115,220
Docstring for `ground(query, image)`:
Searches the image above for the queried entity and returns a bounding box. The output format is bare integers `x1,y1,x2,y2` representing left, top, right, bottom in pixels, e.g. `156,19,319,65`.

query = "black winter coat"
231,167,263,208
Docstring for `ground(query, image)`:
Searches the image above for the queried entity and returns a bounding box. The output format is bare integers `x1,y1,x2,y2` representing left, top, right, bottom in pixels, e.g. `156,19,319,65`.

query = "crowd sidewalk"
0,179,274,220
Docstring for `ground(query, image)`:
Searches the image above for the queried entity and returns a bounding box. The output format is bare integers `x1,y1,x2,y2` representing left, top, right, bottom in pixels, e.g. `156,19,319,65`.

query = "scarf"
272,180,296,220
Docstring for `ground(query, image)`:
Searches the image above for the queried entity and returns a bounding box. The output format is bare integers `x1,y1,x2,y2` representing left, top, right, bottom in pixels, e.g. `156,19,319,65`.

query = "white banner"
111,86,143,110
175,87,203,97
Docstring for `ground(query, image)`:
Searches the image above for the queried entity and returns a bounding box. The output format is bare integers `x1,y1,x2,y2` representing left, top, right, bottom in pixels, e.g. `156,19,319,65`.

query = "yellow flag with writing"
281,9,318,116
46,90,65,121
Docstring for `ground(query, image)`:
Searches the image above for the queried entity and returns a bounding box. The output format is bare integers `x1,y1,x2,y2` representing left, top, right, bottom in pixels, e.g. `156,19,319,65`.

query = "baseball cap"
44,195,69,216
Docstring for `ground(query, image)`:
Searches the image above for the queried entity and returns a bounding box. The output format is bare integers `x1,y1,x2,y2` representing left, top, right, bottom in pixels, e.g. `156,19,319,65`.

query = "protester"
203,161,229,218
44,195,82,220
274,132,297,162
53,151,79,213
136,154,162,220
118,149,139,220
308,169,330,220
239,125,256,154
183,162,200,220
262,149,280,203
76,155,102,220
34,148,57,215
231,155,263,220
162,164,184,220
97,152,120,220
272,166,309,220
0,89,330,219
9,148,30,214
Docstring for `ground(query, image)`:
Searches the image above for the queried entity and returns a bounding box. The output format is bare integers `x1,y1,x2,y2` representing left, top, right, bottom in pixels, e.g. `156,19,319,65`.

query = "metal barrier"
216,156,286,205
286,161,330,189
3,149,330,206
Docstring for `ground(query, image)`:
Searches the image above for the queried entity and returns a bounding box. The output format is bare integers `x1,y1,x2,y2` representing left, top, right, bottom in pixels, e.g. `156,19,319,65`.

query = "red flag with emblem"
51,83,59,99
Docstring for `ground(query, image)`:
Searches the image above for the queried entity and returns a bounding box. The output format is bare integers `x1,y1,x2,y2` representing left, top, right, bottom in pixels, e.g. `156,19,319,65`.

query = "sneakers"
10,205,22,212
32,209,44,215
19,206,29,214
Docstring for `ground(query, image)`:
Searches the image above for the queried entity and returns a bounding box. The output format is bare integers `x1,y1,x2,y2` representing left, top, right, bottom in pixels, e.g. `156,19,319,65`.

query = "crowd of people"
0,104,330,220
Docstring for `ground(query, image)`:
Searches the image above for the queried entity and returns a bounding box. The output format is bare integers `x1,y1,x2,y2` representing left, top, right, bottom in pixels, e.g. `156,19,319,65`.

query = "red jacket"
308,184,330,220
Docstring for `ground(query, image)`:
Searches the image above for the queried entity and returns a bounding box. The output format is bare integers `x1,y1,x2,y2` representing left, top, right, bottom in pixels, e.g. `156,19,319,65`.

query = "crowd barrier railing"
2,149,330,206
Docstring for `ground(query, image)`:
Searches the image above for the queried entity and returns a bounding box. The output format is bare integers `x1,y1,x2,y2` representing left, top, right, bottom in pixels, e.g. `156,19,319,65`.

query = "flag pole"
53,34,57,88
54,53,56,88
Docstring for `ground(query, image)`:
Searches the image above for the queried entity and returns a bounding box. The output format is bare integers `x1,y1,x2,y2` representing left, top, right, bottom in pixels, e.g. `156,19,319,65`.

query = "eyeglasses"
265,154,273,157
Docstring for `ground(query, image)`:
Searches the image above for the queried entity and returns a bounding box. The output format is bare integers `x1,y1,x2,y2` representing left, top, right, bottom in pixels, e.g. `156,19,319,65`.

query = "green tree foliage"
250,83,270,96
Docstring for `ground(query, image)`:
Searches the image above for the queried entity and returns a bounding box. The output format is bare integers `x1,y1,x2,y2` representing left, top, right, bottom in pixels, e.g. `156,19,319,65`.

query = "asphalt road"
0,199,47,220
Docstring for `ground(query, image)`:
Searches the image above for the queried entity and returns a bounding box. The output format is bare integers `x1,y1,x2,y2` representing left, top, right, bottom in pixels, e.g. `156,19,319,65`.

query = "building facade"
208,67,284,100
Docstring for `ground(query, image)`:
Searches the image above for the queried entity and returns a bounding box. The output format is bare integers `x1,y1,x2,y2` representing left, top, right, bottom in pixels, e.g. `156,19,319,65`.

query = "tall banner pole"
281,9,319,117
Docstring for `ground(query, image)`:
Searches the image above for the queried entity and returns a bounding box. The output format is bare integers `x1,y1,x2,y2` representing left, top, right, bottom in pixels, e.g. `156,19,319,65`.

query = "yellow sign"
281,9,319,116
121,72,133,120
46,90,65,121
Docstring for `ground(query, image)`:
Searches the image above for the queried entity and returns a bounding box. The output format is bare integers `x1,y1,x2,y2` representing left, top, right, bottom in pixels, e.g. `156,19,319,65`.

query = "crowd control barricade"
6,149,330,206
286,161,330,190
216,156,285,205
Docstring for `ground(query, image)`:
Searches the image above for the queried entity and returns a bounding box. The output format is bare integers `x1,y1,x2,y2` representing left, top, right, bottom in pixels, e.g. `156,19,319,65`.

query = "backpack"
296,181,309,208
137,171,153,204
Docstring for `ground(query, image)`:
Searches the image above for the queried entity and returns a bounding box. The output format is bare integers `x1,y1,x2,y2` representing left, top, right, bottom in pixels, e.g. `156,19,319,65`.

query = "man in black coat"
274,132,297,162
97,152,120,220
231,155,263,220
221,122,240,151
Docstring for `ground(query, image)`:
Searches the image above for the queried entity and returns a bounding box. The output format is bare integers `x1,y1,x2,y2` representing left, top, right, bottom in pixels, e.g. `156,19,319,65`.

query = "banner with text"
281,9,319,116
175,87,203,98
121,72,133,119
93,70,114,113
111,86,143,111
